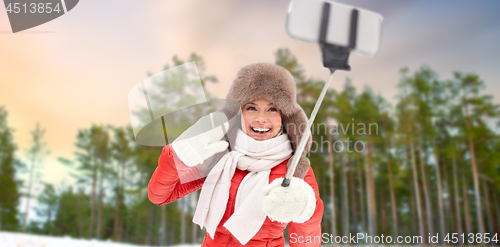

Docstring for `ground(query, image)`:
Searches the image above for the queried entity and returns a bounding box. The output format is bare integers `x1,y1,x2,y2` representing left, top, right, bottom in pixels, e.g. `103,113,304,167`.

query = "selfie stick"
282,2,358,187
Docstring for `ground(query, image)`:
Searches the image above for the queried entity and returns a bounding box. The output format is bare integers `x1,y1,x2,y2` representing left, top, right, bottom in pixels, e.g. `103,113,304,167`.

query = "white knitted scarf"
193,129,293,244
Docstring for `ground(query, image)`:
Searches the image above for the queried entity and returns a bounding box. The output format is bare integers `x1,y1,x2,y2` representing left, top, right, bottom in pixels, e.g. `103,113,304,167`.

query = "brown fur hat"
224,63,311,179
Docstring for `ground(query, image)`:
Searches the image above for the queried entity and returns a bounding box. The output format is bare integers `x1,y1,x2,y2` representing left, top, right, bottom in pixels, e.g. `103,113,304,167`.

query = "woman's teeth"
252,127,270,133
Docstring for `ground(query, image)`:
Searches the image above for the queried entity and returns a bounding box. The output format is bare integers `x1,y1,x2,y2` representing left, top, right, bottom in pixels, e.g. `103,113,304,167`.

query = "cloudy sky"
1,0,500,202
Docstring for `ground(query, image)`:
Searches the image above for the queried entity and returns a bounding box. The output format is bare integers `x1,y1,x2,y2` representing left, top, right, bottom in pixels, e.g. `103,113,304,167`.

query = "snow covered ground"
4,232,478,247
0,231,200,247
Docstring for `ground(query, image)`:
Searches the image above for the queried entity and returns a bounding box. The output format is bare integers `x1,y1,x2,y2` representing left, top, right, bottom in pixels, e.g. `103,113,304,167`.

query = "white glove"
172,112,229,167
262,177,316,223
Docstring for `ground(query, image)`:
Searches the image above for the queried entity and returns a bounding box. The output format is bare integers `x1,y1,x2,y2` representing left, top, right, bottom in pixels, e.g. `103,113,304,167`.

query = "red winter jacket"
148,145,324,247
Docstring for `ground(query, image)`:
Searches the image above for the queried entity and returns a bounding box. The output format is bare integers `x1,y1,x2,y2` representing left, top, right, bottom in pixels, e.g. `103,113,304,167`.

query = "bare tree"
431,137,445,242
160,205,166,245
452,153,463,243
479,175,495,235
365,141,377,236
94,126,110,239
416,127,433,238
181,196,186,243
348,154,358,234
408,124,425,240
461,167,472,235
340,153,349,236
357,159,366,234
22,123,49,232
192,192,199,243
493,190,500,234
385,142,398,238
326,124,337,238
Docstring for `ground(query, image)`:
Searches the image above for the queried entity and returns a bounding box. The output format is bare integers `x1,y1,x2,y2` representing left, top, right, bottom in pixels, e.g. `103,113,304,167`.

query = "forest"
0,48,499,246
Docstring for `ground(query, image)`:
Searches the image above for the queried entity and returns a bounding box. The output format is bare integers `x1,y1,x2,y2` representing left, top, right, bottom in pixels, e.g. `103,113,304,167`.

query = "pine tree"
54,186,85,236
70,124,110,239
110,126,133,242
449,72,500,234
0,106,21,231
396,68,425,239
35,183,58,235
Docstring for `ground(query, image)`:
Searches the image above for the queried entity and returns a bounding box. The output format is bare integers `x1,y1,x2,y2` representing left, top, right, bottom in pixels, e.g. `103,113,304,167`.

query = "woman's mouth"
251,127,271,134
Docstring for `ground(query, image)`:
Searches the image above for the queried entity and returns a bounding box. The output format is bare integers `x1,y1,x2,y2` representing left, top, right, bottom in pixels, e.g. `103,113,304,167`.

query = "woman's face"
241,98,282,141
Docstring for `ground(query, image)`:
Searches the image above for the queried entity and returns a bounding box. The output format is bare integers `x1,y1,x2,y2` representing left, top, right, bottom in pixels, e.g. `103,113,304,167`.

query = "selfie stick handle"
282,72,334,186
282,2,358,187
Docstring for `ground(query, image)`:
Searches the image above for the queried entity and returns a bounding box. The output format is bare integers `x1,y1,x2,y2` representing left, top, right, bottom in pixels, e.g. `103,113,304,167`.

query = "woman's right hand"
172,112,229,167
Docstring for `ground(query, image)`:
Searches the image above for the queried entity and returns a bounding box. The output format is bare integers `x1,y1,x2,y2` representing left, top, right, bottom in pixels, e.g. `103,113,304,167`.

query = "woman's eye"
246,106,256,111
269,107,278,112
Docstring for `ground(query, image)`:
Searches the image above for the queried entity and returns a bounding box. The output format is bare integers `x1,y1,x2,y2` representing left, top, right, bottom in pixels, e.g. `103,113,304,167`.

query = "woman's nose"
255,110,268,123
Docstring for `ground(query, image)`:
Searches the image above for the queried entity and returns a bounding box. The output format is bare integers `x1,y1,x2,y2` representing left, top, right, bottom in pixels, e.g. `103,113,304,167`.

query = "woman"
148,63,323,247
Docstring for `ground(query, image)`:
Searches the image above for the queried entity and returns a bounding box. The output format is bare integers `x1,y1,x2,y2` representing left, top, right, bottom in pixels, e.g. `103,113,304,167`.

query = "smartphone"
286,0,383,57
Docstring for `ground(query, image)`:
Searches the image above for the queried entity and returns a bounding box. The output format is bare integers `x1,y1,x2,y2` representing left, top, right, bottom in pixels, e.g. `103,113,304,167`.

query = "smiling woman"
241,99,282,141
148,63,323,247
